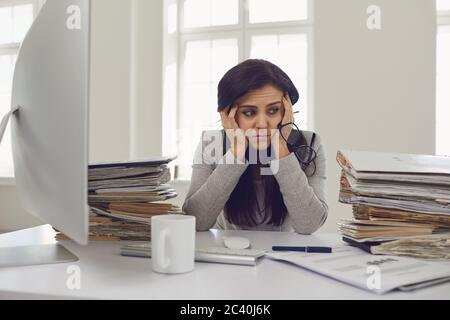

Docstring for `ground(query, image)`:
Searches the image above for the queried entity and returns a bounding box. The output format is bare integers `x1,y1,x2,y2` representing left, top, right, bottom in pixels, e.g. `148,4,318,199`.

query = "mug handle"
156,229,171,270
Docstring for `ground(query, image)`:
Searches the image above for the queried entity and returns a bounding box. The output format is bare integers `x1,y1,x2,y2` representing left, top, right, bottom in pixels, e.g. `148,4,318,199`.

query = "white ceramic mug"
151,214,196,274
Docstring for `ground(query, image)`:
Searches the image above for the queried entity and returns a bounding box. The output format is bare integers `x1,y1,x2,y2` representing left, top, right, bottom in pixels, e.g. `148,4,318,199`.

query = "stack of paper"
336,150,450,260
371,234,450,260
56,157,183,241
56,211,154,241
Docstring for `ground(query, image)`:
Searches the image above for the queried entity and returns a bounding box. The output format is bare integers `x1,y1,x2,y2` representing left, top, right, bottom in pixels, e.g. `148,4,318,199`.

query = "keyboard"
121,243,266,266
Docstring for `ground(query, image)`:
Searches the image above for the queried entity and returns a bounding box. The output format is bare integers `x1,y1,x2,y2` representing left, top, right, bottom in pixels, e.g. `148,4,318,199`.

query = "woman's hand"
220,105,248,162
275,94,294,160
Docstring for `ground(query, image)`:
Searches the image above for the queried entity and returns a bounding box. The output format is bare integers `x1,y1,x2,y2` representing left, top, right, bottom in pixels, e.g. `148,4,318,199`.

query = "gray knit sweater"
182,130,328,234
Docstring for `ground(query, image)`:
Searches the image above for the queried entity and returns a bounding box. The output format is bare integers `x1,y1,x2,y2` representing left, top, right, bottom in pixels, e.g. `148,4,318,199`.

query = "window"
0,0,41,178
163,0,312,180
437,0,450,11
437,0,450,156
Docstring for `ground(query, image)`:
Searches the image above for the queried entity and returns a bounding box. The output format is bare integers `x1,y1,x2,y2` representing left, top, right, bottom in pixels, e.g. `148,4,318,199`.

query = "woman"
182,59,328,234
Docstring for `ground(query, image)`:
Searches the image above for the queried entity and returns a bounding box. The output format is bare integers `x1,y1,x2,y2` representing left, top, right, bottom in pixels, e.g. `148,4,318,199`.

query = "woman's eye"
242,110,255,117
268,108,280,115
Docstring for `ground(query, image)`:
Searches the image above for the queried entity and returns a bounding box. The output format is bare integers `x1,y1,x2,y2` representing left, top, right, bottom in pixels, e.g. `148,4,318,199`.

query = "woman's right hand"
220,105,248,162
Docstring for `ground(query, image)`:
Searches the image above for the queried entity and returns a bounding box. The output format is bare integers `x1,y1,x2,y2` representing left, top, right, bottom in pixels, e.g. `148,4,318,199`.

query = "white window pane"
437,0,450,11
185,40,211,83
184,0,238,28
184,38,238,87
0,55,16,93
248,0,307,24
167,3,177,34
162,63,178,158
13,4,34,43
293,78,308,127
211,0,238,26
184,0,209,28
0,109,14,177
279,34,308,79
251,35,279,62
0,54,16,178
250,33,308,80
250,33,309,129
209,82,220,123
436,26,450,156
181,83,211,126
211,38,238,81
179,83,210,179
180,38,238,179
0,6,13,44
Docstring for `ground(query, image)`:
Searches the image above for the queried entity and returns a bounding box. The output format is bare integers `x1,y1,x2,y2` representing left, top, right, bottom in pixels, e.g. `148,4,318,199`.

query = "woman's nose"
255,114,269,128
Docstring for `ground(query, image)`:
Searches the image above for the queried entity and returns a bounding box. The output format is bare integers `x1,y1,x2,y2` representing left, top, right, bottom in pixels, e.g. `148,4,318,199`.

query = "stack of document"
336,150,450,260
56,212,154,241
56,157,182,241
370,234,450,260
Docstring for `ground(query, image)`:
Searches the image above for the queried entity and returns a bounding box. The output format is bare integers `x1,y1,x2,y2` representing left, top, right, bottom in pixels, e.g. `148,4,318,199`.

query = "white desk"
0,225,449,300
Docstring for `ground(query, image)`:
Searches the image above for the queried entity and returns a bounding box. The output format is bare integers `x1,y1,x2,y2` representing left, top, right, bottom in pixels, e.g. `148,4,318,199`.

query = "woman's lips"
250,136,272,142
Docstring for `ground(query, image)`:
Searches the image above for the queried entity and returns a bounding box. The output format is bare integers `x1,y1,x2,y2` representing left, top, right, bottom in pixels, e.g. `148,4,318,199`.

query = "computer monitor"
0,0,90,267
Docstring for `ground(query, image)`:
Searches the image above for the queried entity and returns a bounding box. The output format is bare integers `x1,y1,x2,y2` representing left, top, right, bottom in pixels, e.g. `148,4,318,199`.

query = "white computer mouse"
223,236,251,250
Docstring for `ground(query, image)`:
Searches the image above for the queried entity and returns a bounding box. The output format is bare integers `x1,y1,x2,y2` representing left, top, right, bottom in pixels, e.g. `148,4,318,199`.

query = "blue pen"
272,246,332,253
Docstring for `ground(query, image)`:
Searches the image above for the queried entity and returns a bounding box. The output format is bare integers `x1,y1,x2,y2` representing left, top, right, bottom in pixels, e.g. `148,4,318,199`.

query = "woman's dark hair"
217,59,299,112
217,59,308,228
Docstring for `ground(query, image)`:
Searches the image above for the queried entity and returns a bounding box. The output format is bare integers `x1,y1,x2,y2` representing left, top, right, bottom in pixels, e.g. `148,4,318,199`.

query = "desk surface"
0,225,449,300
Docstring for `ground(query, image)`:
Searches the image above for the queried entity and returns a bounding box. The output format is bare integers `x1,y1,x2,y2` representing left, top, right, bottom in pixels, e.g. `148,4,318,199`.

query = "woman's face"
234,84,284,150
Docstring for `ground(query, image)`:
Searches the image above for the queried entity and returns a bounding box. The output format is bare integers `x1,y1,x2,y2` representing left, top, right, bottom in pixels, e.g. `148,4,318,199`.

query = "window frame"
0,0,42,182
171,0,314,180
437,7,450,26
436,4,450,156
0,0,38,52
178,31,244,135
244,25,313,130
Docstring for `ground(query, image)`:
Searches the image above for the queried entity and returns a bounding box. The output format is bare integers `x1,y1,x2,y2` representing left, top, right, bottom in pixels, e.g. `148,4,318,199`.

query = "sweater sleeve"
182,133,249,231
270,133,328,235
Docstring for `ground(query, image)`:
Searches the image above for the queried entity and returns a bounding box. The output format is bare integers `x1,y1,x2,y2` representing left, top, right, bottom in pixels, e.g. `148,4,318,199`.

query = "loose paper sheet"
266,245,450,294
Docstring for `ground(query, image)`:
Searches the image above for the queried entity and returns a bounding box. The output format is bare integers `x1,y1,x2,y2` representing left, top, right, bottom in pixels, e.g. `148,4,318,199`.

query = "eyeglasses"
277,122,317,175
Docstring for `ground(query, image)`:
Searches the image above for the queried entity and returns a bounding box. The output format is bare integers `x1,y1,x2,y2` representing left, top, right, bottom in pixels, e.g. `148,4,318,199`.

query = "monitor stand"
0,244,79,268
0,226,79,268
0,105,19,144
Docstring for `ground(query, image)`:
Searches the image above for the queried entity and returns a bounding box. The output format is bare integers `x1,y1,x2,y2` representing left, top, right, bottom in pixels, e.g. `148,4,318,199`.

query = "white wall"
314,0,436,232
89,0,164,162
0,0,437,234
130,0,164,159
89,0,132,163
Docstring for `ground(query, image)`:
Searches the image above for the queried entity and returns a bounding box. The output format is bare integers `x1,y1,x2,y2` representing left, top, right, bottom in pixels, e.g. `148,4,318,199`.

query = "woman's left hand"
275,94,294,159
